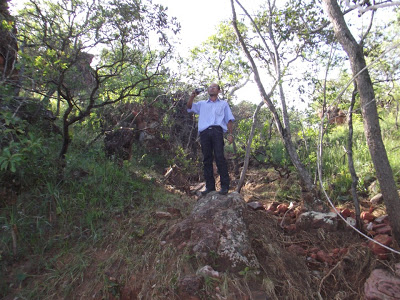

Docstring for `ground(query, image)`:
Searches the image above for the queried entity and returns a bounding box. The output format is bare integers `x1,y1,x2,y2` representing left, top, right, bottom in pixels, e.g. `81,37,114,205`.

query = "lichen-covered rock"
166,192,260,271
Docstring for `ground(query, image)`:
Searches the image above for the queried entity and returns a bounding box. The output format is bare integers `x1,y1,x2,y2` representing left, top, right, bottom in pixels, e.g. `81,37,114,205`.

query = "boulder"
166,192,260,271
104,128,135,162
364,264,400,300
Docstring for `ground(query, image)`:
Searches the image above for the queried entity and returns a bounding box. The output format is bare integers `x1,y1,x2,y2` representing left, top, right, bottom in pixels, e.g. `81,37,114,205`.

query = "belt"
206,125,221,130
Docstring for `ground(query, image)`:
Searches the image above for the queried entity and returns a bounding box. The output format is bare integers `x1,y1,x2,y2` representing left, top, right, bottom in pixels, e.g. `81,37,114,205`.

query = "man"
187,83,235,195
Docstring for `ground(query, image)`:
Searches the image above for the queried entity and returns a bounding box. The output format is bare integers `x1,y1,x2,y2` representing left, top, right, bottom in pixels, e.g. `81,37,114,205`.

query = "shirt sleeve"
187,101,201,114
224,102,235,123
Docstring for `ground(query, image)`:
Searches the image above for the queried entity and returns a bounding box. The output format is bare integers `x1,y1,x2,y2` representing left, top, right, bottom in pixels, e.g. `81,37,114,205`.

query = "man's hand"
187,90,197,109
227,134,234,144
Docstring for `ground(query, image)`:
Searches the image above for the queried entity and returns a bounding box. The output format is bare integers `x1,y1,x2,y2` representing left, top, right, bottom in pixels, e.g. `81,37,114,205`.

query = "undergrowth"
0,133,188,298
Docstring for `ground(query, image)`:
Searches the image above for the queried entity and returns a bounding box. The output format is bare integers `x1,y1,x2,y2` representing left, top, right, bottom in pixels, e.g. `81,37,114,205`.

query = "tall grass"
321,110,400,201
0,125,189,298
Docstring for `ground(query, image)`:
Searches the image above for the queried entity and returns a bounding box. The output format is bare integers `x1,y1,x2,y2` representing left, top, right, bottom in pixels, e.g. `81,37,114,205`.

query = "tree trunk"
347,84,361,229
231,0,322,210
236,101,264,193
322,0,400,244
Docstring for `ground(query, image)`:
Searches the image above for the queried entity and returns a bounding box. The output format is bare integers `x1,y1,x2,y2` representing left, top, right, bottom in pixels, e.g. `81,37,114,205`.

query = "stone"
340,208,352,219
104,128,135,162
196,265,220,278
166,207,182,218
374,225,392,235
316,250,334,265
154,211,172,219
368,234,393,259
368,180,380,195
361,211,375,222
370,193,383,205
296,211,338,231
178,275,204,300
166,192,260,271
364,266,400,300
266,202,279,211
346,217,356,227
287,244,307,256
375,215,389,224
276,203,289,214
247,201,265,211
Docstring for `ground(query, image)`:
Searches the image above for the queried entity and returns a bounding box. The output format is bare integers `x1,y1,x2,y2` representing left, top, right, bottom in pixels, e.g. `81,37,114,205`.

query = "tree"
16,0,179,160
0,0,18,94
230,0,332,209
181,21,251,100
321,0,400,244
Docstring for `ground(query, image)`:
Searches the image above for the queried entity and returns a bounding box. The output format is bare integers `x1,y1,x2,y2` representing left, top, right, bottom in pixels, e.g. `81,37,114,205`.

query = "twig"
318,261,341,298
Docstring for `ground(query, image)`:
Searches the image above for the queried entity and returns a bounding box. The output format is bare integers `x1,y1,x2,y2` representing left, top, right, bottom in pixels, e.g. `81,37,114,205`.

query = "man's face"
208,84,220,96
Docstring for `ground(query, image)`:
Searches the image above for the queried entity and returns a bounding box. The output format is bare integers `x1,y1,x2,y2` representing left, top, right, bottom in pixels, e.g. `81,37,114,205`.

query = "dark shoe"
201,188,215,196
219,188,229,195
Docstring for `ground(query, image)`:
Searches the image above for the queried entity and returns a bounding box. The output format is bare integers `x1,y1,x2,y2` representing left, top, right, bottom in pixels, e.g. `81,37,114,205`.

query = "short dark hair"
210,83,221,90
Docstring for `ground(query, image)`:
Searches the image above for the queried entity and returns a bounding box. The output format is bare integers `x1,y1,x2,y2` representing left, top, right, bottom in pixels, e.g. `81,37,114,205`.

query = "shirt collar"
207,98,220,103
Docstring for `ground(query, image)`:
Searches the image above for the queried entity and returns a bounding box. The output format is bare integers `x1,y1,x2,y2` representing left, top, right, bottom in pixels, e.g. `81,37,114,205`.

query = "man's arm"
227,120,234,144
187,90,197,109
227,120,233,135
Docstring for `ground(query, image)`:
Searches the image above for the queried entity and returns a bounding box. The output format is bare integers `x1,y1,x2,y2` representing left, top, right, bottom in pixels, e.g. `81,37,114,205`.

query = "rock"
346,217,356,227
375,215,389,224
368,180,380,195
340,208,352,219
361,211,375,222
370,193,383,205
177,275,204,300
266,202,279,211
366,222,374,231
364,265,400,300
296,211,338,231
166,207,182,218
276,203,289,214
196,265,220,278
287,244,307,256
247,201,265,211
166,192,260,271
368,234,393,259
316,250,334,265
154,211,172,219
372,223,387,230
104,128,135,163
374,225,392,235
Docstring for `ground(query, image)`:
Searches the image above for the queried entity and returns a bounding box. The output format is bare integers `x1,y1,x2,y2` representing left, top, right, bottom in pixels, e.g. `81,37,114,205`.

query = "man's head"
208,83,220,97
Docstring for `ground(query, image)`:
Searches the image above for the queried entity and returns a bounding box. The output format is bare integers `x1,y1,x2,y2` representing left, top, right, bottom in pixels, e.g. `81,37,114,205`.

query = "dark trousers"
200,126,230,190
